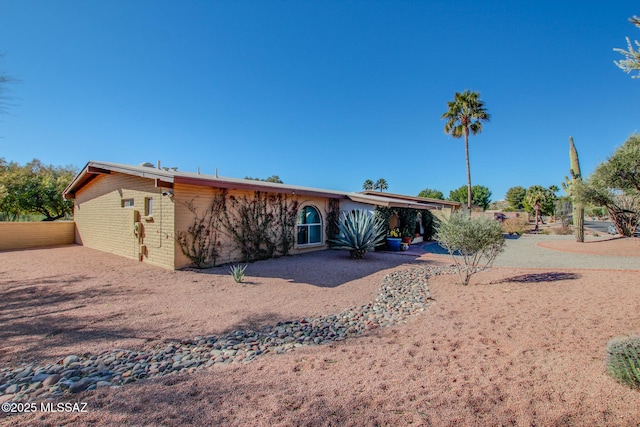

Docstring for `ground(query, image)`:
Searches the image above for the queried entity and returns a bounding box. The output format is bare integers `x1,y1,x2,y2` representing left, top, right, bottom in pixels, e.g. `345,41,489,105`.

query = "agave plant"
229,264,248,283
606,335,640,390
330,209,386,259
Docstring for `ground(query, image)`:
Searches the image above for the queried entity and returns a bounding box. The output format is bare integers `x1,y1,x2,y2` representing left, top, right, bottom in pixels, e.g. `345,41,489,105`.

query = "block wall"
73,172,175,269
173,184,330,269
0,221,75,251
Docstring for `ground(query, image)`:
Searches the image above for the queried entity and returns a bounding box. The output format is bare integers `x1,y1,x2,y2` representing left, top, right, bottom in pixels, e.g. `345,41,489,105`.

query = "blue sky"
1,0,638,201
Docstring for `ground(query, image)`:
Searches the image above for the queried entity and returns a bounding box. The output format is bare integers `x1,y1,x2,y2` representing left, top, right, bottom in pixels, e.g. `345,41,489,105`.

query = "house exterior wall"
73,172,175,269
432,206,455,223
0,221,75,251
338,199,376,216
173,184,331,269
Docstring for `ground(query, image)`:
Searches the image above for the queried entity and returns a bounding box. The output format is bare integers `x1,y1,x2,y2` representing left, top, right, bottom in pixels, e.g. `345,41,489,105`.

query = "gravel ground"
1,239,639,426
423,234,640,270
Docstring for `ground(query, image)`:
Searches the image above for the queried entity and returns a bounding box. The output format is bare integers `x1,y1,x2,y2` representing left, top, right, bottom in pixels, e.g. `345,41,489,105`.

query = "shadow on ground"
490,272,582,284
0,276,145,364
421,242,461,256
186,249,437,288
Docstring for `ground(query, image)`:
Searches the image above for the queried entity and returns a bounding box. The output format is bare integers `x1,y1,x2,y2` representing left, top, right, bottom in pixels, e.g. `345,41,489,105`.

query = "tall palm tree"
362,179,374,191
442,90,490,210
374,178,388,192
526,188,547,230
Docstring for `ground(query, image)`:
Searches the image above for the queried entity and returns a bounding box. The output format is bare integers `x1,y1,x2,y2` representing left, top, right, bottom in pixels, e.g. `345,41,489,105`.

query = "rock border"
0,265,455,404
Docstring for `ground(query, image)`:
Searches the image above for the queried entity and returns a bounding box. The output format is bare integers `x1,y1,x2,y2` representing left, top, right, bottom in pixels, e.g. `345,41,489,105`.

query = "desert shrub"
551,224,573,235
436,211,506,285
606,336,640,390
501,218,528,235
330,209,386,259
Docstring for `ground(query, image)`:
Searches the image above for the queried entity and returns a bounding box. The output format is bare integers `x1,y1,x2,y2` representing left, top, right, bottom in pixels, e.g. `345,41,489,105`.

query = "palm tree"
362,179,374,191
442,90,490,210
526,188,547,230
374,178,388,192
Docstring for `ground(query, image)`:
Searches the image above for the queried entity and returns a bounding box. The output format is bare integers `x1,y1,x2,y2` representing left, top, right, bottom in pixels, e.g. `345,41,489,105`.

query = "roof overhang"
63,161,350,200
173,175,346,199
346,194,435,210
360,190,462,209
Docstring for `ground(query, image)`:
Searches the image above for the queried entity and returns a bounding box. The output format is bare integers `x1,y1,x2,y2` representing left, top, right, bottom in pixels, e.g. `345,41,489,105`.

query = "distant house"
63,161,460,269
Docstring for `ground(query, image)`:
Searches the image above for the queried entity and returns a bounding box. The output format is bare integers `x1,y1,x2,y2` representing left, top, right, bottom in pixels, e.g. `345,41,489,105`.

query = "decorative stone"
63,355,79,368
69,378,93,393
0,265,456,404
5,384,19,394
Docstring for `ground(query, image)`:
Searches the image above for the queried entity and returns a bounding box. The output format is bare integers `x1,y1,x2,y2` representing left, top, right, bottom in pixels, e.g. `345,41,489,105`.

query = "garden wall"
0,221,75,251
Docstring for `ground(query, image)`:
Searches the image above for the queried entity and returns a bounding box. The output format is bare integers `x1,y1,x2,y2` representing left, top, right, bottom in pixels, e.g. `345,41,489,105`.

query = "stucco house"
63,161,459,269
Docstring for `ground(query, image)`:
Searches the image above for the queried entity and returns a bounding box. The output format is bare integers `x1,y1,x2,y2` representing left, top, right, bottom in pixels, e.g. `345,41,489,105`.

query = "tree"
442,90,490,210
525,186,547,230
592,134,640,193
448,184,492,210
505,186,527,210
522,186,556,216
374,178,388,192
362,179,374,191
574,134,640,236
245,175,284,183
575,181,639,237
614,16,640,78
0,55,18,116
0,159,76,221
0,158,21,220
435,211,505,285
417,188,444,200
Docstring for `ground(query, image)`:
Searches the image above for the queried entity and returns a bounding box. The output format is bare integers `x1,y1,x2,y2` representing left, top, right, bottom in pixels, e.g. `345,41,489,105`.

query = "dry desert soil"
1,235,639,426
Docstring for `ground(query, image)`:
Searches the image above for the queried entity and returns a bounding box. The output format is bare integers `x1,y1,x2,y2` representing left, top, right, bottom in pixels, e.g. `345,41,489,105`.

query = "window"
297,206,322,245
145,197,153,217
122,198,134,208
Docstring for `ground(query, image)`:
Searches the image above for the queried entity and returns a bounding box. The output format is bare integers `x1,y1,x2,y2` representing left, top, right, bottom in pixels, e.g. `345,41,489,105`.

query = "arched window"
297,205,322,245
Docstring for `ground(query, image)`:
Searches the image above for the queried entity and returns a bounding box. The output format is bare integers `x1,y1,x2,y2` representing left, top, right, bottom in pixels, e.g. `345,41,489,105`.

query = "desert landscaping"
1,234,639,426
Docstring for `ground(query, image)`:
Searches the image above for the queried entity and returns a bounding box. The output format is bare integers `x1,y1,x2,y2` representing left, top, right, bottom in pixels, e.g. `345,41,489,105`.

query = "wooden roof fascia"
87,166,111,175
173,176,347,199
360,190,461,208
346,194,433,210
155,179,174,189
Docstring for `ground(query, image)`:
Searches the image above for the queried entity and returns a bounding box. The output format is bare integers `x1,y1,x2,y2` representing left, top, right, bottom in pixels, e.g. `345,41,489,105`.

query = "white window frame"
296,205,323,247
122,198,134,208
145,197,154,217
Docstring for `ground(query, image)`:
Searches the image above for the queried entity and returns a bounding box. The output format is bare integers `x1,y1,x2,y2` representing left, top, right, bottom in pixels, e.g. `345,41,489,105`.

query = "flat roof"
63,161,454,211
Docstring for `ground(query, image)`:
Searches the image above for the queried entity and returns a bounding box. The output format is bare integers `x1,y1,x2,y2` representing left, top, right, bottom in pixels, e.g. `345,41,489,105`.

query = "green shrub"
436,211,506,285
606,336,640,390
421,210,437,241
501,218,528,235
230,264,248,283
330,209,386,259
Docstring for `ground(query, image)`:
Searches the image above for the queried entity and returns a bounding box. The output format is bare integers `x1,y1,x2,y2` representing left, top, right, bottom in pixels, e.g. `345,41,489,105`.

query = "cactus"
561,136,584,242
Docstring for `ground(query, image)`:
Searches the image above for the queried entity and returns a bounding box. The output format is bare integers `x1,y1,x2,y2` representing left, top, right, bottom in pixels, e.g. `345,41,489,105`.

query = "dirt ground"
1,241,639,426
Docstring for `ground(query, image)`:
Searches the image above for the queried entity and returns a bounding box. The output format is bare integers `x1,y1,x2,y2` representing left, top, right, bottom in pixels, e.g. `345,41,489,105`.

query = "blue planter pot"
386,237,401,251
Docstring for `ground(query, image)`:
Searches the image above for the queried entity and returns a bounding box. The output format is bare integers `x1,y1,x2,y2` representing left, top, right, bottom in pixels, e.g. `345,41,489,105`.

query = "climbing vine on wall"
222,191,299,262
176,191,226,268
325,198,340,247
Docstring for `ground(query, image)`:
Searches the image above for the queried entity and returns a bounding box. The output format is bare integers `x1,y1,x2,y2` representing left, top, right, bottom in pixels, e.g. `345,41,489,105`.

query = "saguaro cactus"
561,136,584,242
